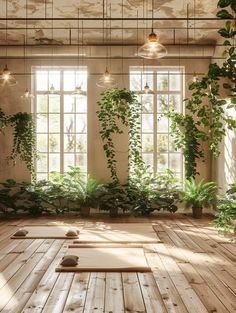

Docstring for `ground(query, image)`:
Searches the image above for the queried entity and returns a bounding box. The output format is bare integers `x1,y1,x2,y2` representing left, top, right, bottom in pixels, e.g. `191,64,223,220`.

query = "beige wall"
0,48,212,183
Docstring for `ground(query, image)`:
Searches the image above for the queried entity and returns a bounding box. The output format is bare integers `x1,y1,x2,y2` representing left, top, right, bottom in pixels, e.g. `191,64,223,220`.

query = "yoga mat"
73,223,160,243
11,226,81,239
56,247,151,272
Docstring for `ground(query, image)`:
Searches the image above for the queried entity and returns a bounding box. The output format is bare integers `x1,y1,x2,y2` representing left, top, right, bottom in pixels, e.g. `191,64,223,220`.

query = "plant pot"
192,207,202,219
80,206,90,217
109,208,118,218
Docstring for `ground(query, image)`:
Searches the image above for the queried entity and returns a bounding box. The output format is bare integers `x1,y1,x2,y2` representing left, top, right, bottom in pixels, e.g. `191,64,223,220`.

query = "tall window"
130,67,184,180
33,67,87,181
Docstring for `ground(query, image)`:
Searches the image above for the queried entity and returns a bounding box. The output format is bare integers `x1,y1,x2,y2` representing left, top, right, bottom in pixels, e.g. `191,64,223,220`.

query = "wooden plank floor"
0,214,235,313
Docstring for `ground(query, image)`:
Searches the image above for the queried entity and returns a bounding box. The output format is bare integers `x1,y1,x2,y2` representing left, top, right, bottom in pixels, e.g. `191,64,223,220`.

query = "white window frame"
130,66,185,181
32,66,88,180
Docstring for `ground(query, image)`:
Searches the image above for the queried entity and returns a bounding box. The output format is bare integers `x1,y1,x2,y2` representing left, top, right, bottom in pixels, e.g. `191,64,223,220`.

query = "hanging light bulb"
73,85,87,96
96,68,117,88
191,73,199,83
138,30,167,59
21,88,34,100
0,64,17,86
49,83,55,94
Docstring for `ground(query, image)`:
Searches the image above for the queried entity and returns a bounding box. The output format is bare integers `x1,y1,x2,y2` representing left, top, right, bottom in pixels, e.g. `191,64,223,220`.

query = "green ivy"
0,109,37,177
165,0,236,179
97,88,144,183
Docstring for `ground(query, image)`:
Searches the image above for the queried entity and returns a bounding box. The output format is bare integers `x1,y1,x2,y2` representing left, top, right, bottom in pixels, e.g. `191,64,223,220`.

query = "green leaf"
223,83,232,89
223,40,231,45
218,0,232,8
230,1,236,12
218,28,231,38
216,9,234,19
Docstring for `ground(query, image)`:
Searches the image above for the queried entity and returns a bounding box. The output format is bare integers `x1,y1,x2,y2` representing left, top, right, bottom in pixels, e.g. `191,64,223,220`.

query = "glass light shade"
0,65,17,86
138,31,167,59
135,82,154,95
72,85,87,96
21,88,34,99
96,69,117,88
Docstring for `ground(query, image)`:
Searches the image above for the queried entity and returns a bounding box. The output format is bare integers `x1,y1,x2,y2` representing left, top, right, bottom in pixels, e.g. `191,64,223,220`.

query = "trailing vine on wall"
0,108,37,176
97,88,143,183
165,0,236,178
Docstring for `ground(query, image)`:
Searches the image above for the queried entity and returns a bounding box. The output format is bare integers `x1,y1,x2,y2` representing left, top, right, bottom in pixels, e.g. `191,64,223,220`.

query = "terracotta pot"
192,207,202,219
80,207,90,217
109,208,118,218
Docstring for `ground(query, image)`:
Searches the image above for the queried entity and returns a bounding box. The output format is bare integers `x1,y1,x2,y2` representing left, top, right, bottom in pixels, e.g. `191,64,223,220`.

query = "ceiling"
0,0,224,48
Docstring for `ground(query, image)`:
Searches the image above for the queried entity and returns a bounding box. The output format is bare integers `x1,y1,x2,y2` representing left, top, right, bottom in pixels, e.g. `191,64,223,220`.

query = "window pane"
64,154,75,171
49,134,60,152
76,71,87,90
49,95,60,112
142,114,153,132
76,134,87,152
36,114,48,133
36,71,48,91
49,71,60,90
169,153,181,172
143,153,153,169
37,153,47,172
49,154,60,172
76,114,87,133
64,134,75,152
142,95,153,113
76,96,87,113
64,114,75,133
49,114,60,132
169,94,181,112
169,73,181,91
157,95,168,112
157,73,168,91
37,134,48,152
64,71,75,91
75,154,87,171
157,153,168,171
37,95,48,113
157,115,168,133
157,134,168,153
142,72,153,90
142,134,153,153
130,71,141,91
64,95,75,113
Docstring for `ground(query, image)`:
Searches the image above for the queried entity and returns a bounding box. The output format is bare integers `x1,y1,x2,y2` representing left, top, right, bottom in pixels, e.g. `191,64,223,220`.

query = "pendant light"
137,0,167,59
96,0,116,88
21,2,34,100
0,0,17,86
47,0,59,96
73,9,87,97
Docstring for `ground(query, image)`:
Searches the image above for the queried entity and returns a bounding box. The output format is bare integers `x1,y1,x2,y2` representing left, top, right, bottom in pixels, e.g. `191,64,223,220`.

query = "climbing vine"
97,88,143,183
165,0,236,178
0,109,37,176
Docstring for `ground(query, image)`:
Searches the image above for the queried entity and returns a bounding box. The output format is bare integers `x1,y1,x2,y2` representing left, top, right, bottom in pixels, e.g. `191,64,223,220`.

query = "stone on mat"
60,255,79,266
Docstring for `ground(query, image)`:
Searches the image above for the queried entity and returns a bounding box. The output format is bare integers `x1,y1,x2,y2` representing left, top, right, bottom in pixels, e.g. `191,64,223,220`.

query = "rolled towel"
66,229,79,237
14,229,28,237
60,255,79,266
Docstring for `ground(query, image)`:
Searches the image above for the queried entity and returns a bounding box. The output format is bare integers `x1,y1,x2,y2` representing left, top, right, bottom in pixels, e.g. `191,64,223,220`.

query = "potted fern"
182,178,217,218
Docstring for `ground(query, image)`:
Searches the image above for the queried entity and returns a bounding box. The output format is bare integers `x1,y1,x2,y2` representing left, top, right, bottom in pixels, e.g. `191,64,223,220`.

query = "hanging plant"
0,108,37,177
165,0,236,179
97,88,143,183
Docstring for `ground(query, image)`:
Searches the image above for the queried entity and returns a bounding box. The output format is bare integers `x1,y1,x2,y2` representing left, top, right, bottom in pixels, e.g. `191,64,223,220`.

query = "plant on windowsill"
181,178,218,218
214,183,236,235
